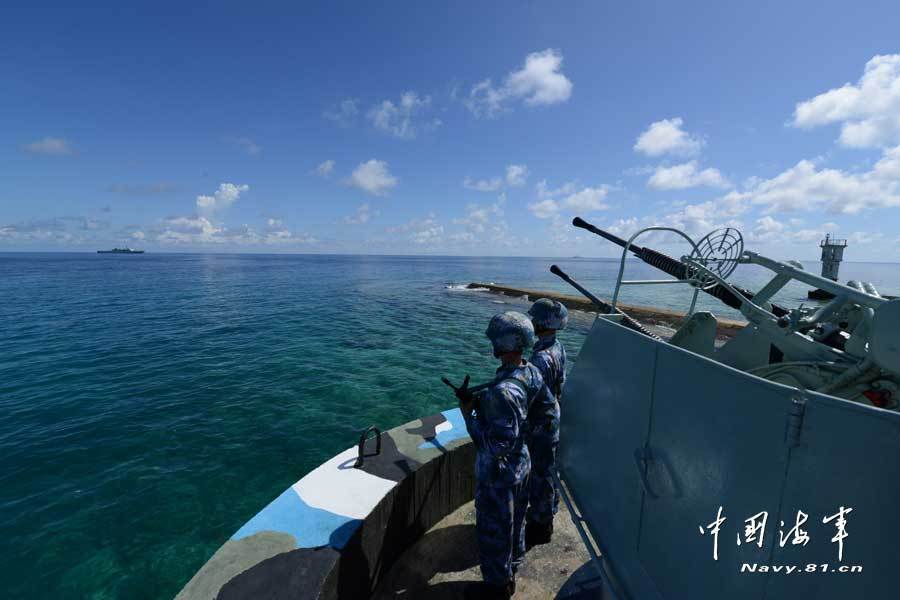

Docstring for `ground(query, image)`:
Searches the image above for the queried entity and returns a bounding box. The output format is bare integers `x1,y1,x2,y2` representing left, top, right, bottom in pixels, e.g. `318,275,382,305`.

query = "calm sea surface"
2,252,899,599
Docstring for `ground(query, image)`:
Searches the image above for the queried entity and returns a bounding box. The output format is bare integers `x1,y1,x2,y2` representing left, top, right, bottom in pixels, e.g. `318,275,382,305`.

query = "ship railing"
610,226,703,317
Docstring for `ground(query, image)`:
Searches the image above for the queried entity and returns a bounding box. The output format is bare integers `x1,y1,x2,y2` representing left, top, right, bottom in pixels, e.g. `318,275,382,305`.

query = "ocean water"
1,252,898,599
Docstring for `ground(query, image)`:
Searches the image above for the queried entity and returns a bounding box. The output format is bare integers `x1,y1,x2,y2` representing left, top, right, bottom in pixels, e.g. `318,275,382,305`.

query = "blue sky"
2,1,900,259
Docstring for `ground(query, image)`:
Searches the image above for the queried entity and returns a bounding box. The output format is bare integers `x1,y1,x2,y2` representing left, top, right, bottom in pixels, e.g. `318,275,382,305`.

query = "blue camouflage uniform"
528,335,565,525
462,361,542,587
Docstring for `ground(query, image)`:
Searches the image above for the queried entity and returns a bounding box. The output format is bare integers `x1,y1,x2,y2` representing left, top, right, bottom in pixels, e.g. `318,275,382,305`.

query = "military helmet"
528,298,569,330
485,311,535,355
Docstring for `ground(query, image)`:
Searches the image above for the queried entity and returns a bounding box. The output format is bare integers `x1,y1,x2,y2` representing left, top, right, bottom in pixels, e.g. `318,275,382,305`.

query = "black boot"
525,519,553,547
464,580,515,599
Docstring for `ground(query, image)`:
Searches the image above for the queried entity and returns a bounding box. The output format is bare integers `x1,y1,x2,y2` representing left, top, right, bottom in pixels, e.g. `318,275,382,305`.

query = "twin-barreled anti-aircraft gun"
551,217,900,411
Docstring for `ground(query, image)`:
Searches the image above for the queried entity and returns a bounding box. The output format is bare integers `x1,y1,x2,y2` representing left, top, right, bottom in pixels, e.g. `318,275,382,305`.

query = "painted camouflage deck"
178,408,476,599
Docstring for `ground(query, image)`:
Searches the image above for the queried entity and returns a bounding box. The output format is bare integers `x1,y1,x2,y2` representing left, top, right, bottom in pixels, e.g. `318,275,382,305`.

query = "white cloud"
722,146,900,214
536,179,578,199
506,164,529,187
647,161,730,190
196,183,249,212
131,230,145,240
453,194,506,233
465,49,573,117
463,164,529,192
528,186,610,219
463,176,503,192
156,215,316,246
24,137,72,156
0,217,108,244
561,187,610,212
793,54,900,148
159,215,221,241
324,99,359,126
528,199,561,219
315,160,335,177
367,92,440,139
634,118,704,157
387,214,444,245
751,216,846,244
343,203,378,225
349,160,398,196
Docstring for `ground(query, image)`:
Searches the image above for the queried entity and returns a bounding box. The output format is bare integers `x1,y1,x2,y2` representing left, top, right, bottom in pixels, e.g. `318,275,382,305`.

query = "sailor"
525,298,566,546
456,311,551,599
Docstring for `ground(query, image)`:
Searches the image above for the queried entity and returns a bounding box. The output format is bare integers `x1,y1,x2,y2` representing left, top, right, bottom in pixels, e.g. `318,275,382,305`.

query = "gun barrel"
572,217,645,255
550,265,661,340
571,217,788,318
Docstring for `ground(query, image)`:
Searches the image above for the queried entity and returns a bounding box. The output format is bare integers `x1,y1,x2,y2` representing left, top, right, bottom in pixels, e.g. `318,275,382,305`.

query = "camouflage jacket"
531,335,566,401
462,362,542,487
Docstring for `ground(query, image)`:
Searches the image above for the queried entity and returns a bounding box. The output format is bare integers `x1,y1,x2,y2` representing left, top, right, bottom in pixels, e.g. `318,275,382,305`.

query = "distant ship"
97,247,144,254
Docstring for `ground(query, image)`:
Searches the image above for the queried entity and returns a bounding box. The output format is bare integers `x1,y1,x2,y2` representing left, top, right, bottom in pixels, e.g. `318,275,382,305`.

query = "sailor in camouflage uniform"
456,311,552,599
524,298,567,546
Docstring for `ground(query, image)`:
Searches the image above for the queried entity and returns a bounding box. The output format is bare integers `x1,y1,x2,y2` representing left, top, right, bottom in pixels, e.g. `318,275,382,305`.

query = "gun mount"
567,217,900,410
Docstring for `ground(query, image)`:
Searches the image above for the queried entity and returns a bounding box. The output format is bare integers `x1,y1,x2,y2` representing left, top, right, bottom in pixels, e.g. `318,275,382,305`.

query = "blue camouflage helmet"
486,311,536,355
528,298,569,330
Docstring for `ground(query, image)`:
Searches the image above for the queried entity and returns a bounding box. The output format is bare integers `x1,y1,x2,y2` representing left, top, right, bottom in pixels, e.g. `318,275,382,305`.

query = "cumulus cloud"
367,92,441,139
463,176,503,192
23,137,72,156
349,159,398,196
315,160,335,177
453,194,506,233
536,179,578,199
196,183,249,212
721,146,900,214
465,49,573,118
634,118,704,157
505,164,529,187
528,185,610,218
463,164,529,192
792,54,900,148
529,199,562,219
342,203,378,225
561,187,610,212
387,214,444,245
647,161,731,190
324,99,359,126
750,216,844,244
156,215,316,246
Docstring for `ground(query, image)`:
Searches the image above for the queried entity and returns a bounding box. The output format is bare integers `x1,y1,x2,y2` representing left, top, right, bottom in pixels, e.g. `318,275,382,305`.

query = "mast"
819,233,847,281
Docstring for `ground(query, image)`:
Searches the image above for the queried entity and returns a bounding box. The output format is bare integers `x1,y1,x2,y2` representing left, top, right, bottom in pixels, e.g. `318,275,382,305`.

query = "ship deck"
371,497,611,599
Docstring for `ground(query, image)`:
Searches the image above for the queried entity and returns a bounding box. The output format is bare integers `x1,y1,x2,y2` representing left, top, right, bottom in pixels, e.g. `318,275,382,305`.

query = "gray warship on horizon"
179,217,900,600
97,247,144,254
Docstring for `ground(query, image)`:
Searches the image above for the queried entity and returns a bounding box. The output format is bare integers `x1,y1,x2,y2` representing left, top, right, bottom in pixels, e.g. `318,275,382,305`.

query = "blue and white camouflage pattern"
462,363,535,585
485,311,535,354
528,298,569,331
177,408,475,599
528,335,566,525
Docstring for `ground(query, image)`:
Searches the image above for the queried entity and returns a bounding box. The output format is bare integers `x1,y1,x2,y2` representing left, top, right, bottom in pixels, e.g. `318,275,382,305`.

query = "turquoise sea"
2,252,899,599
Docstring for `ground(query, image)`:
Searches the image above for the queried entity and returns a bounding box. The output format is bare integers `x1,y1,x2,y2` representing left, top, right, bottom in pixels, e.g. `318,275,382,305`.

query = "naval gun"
560,217,900,410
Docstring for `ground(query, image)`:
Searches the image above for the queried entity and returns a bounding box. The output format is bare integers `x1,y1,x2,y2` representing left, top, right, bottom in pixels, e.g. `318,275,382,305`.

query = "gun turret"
572,217,789,317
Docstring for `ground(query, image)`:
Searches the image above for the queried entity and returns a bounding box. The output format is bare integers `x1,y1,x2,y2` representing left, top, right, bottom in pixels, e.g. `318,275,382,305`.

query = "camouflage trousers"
474,479,529,586
526,434,559,525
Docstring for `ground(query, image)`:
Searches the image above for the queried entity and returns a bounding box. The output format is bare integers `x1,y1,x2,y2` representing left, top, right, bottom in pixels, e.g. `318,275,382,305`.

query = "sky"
2,1,900,259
